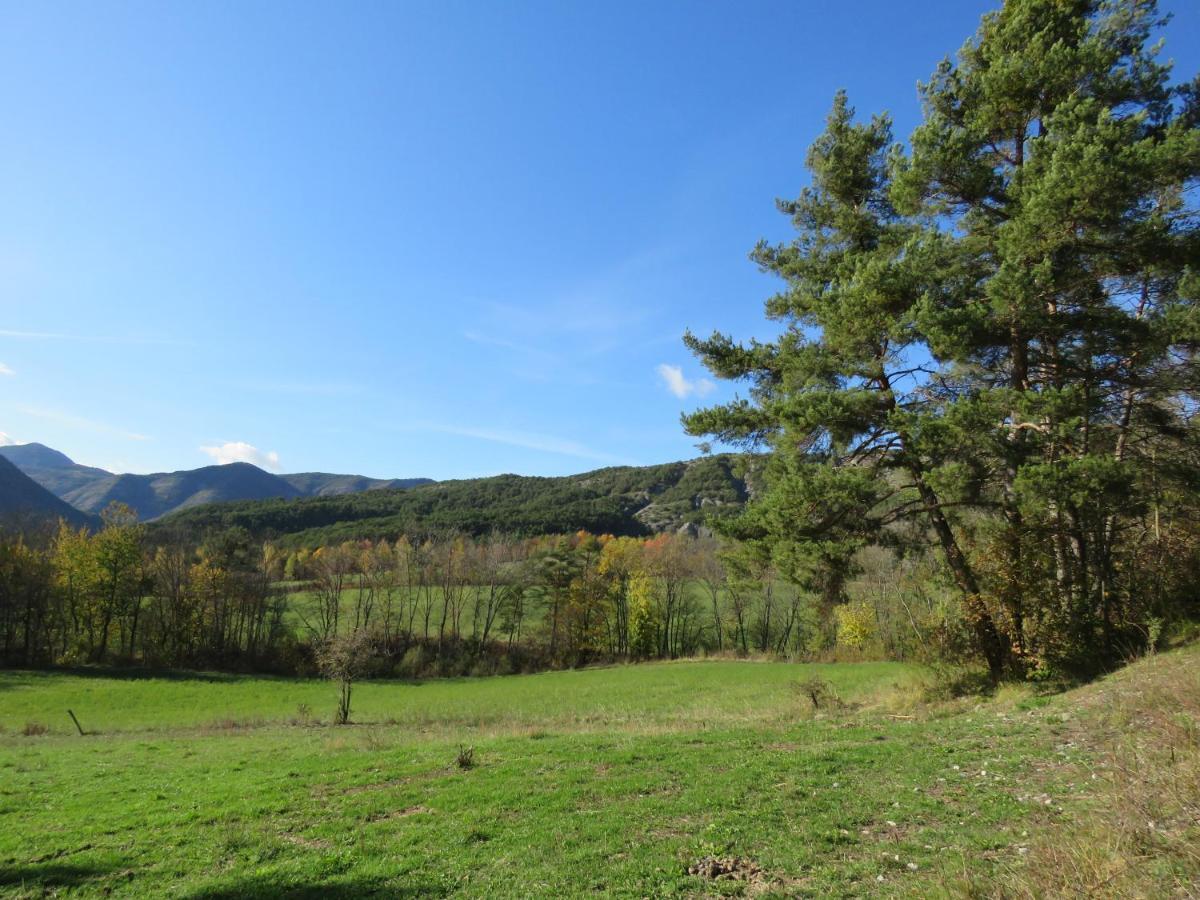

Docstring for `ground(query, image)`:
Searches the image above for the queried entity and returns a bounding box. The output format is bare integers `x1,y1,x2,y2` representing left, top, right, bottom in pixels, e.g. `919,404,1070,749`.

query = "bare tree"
470,536,518,646
693,535,727,652
316,628,376,725
302,543,354,642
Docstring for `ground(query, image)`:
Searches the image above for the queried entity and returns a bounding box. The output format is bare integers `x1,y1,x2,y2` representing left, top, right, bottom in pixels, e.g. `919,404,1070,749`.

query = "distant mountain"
0,443,749,540
279,473,433,497
0,443,118,502
0,442,77,470
157,455,755,547
64,462,307,520
0,456,97,530
0,444,432,522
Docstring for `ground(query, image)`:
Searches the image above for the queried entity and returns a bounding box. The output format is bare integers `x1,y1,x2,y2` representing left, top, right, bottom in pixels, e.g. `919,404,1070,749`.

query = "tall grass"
1001,645,1200,897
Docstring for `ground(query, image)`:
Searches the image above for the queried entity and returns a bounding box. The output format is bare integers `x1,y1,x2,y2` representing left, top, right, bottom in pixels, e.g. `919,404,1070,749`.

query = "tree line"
0,502,963,677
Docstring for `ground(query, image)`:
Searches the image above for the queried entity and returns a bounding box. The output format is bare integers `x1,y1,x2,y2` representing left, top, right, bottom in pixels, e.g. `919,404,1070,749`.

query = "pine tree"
685,0,1198,679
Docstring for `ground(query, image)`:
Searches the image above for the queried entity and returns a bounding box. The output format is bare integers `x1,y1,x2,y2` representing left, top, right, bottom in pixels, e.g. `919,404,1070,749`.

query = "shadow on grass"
0,861,116,889
183,874,448,898
0,666,306,690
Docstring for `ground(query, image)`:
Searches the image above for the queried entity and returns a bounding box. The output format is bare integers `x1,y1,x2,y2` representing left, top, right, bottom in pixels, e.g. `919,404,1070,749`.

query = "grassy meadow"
4,649,1195,898
0,661,915,735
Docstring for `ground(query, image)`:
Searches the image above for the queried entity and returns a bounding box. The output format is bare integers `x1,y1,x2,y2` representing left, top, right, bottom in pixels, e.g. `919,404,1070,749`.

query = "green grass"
0,660,916,734
0,658,1112,897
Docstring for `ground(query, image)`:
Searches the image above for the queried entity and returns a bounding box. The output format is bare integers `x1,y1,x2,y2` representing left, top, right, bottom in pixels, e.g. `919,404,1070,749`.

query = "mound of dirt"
687,855,764,883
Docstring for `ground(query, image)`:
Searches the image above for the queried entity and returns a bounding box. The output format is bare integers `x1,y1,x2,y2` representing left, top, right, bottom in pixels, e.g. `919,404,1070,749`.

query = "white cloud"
656,363,714,400
0,363,13,376
199,441,281,471
0,432,16,446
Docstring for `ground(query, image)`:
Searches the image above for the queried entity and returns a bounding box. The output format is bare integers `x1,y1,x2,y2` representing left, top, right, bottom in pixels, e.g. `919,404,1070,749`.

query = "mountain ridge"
0,443,755,541
0,444,433,521
155,454,754,547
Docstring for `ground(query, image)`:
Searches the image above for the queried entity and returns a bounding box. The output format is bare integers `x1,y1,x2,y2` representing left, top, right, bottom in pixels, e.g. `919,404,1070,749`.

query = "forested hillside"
155,455,753,545
278,472,433,497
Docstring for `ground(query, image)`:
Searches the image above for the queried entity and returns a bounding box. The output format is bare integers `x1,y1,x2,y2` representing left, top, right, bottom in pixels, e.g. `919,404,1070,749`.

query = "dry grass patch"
1000,646,1200,898
367,805,433,822
280,832,332,850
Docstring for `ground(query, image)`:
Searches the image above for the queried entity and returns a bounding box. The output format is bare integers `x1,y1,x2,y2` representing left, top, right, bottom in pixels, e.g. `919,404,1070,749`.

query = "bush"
469,658,496,678
834,601,877,651
921,664,995,702
794,677,841,710
455,744,476,769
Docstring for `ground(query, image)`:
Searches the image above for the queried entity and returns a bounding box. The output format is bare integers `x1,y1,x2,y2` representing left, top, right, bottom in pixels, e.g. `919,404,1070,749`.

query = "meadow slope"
1,651,1195,898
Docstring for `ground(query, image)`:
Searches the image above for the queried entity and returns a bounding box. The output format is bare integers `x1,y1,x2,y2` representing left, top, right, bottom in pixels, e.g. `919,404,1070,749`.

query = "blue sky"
2,1,1197,479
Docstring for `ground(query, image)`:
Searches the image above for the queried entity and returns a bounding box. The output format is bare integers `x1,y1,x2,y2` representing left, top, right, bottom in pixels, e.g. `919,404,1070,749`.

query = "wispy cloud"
199,441,281,470
16,405,150,441
0,328,185,345
424,424,638,466
237,379,363,397
656,363,714,400
463,331,556,361
480,299,650,340
463,244,680,382
0,363,13,376
0,432,16,446
462,330,602,386
0,329,73,339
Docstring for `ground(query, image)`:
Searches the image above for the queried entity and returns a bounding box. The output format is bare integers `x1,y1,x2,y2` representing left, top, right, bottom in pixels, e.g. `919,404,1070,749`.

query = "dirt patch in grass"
687,855,767,886
321,768,444,797
764,741,802,752
338,778,409,796
281,832,332,850
368,805,433,822
684,853,813,896
860,819,924,844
